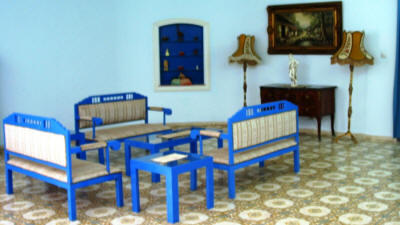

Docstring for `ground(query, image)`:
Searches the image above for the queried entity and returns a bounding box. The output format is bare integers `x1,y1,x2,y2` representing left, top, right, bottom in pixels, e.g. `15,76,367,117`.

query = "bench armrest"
80,142,107,151
199,130,222,138
191,129,226,139
77,116,103,139
147,106,172,125
70,140,120,153
78,116,103,125
191,129,225,155
70,140,120,173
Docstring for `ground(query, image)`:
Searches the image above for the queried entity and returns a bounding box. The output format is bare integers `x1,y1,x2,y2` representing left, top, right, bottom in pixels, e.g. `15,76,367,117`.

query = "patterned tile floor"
1,134,400,225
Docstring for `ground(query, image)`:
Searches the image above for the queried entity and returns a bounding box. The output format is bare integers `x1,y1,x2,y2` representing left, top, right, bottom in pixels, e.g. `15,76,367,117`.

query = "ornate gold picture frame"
267,2,342,54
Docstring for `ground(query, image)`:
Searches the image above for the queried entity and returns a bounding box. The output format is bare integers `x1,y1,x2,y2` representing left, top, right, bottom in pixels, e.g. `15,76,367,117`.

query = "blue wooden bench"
74,92,172,162
191,101,300,199
3,113,124,221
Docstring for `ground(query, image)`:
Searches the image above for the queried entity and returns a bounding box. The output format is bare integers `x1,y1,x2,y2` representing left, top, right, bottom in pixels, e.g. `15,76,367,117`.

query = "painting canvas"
267,2,342,54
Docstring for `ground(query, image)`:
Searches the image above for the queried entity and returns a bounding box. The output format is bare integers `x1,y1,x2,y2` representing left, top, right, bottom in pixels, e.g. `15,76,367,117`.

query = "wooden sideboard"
260,84,336,141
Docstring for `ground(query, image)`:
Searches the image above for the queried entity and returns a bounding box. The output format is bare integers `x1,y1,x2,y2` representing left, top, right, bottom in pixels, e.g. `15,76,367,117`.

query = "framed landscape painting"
267,2,342,54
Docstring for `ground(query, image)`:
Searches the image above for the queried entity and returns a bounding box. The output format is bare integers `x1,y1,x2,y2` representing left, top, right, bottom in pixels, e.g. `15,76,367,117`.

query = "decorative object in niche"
331,31,374,144
229,34,261,107
267,1,342,54
288,53,299,87
163,60,168,71
153,18,210,91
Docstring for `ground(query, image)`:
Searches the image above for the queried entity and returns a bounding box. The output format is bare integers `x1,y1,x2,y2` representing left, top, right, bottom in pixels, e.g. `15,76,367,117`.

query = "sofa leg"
67,188,77,221
115,175,124,207
5,169,13,194
293,148,300,173
227,169,235,199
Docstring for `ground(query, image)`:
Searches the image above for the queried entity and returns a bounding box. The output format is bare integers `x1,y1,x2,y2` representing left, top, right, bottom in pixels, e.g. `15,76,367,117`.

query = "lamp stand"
335,64,358,144
242,61,248,107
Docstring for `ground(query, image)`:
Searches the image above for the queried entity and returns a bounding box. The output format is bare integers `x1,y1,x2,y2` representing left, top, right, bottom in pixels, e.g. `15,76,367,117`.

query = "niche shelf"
153,18,210,91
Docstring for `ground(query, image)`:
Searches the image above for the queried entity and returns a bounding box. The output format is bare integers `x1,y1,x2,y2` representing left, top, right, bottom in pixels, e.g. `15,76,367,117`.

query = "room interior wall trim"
169,122,396,143
300,129,397,143
167,121,227,129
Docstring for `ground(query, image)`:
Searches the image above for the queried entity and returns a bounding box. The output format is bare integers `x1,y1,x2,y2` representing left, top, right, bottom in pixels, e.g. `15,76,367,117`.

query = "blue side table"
130,150,214,223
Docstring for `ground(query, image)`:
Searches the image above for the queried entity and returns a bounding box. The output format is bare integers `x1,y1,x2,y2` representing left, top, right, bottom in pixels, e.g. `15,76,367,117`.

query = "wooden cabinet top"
260,84,337,90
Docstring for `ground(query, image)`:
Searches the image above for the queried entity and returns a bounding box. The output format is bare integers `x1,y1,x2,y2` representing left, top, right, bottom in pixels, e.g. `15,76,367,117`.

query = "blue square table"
130,150,214,223
124,128,222,186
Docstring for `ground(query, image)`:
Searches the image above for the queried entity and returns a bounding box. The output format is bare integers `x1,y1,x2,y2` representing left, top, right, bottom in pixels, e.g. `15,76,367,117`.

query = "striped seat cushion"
7,157,121,183
85,124,170,141
206,138,297,165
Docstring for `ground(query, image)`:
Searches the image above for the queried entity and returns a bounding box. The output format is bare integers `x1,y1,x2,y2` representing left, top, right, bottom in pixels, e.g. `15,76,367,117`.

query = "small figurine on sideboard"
289,53,299,87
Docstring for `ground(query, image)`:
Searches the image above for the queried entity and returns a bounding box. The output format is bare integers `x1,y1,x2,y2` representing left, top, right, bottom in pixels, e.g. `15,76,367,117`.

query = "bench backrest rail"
3,113,73,183
74,92,149,131
226,101,299,164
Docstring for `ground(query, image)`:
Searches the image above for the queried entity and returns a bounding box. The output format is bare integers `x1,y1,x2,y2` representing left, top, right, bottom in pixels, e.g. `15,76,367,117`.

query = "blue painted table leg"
190,141,197,154
217,138,223,148
98,148,105,164
190,169,197,191
67,188,77,221
166,172,179,223
206,163,214,209
190,141,197,190
150,149,160,183
115,175,124,207
131,167,140,212
125,143,131,176
76,152,87,160
259,161,265,168
294,148,300,173
5,168,13,194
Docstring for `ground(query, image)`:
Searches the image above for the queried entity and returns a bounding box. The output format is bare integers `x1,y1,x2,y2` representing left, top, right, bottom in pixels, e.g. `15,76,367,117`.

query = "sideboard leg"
331,114,336,136
317,116,322,141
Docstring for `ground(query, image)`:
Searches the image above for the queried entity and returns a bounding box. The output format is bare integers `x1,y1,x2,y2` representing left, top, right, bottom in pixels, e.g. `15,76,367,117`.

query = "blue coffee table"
124,128,222,186
130,150,214,223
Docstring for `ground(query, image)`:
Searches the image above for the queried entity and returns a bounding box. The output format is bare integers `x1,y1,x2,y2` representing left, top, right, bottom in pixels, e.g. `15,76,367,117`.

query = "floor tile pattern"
1,134,400,225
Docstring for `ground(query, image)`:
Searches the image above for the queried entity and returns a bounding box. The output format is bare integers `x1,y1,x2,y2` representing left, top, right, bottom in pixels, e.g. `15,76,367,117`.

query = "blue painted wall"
0,0,397,144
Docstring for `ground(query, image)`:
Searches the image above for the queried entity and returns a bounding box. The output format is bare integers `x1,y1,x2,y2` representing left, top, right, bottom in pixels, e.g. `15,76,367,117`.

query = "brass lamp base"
335,64,358,144
334,130,358,144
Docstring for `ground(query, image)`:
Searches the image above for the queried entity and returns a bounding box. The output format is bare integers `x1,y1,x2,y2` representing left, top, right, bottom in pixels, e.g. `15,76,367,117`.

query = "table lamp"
331,31,374,143
229,34,261,107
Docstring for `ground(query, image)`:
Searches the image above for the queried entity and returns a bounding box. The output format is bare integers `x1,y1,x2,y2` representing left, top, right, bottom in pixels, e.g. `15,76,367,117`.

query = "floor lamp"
331,31,374,143
229,34,261,107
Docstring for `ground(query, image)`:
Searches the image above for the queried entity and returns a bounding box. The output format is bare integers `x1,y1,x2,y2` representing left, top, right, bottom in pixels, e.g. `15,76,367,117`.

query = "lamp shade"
229,34,261,65
331,31,374,66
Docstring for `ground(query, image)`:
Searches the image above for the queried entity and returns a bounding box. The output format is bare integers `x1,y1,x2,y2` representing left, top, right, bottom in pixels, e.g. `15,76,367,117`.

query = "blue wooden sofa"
74,92,172,164
3,113,124,221
191,101,300,199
